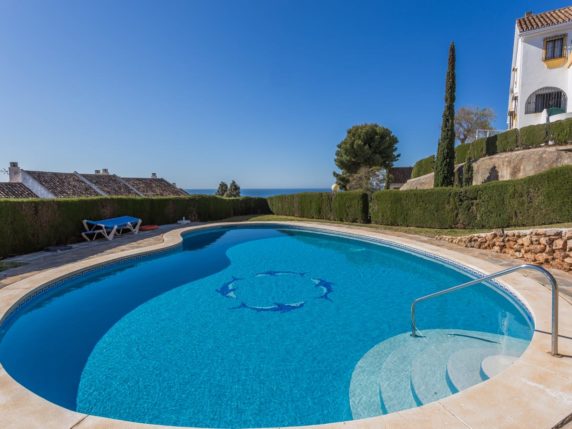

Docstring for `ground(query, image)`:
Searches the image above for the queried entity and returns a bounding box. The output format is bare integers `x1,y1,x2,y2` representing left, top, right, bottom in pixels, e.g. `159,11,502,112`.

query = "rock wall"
473,144,572,185
401,144,572,191
400,171,434,190
437,228,572,272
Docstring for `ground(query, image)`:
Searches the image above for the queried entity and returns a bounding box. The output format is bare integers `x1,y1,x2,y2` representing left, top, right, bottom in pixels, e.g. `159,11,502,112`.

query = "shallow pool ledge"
1,221,572,429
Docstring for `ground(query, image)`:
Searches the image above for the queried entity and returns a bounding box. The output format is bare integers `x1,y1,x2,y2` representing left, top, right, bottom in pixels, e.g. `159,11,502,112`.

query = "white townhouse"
508,6,572,129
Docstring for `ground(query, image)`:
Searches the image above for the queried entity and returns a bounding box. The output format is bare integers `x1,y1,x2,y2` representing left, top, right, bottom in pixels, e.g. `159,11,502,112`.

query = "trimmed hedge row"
4,167,572,257
370,166,572,229
267,191,369,223
0,196,270,257
413,118,572,177
496,128,519,153
520,124,547,148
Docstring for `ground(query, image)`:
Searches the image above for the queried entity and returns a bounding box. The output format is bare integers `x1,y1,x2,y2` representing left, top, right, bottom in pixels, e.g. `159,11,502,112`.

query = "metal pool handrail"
410,264,560,356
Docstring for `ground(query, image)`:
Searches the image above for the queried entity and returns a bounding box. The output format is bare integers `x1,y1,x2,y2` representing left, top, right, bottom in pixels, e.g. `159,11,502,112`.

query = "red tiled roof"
517,6,572,32
389,167,413,184
122,178,188,197
26,171,100,198
80,174,141,196
0,183,38,199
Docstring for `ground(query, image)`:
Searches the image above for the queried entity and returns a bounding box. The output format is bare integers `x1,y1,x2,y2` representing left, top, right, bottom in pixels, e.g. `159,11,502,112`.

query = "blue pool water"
0,226,533,427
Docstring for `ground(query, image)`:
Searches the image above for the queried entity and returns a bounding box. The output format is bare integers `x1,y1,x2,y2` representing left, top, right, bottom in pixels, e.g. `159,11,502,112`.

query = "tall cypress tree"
434,42,456,187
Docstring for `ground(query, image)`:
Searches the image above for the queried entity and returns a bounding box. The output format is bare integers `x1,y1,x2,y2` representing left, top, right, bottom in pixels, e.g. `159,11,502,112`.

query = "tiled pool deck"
1,221,572,429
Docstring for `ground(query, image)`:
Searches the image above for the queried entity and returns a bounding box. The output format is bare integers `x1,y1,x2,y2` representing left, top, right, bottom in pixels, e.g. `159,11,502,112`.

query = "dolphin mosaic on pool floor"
216,271,334,313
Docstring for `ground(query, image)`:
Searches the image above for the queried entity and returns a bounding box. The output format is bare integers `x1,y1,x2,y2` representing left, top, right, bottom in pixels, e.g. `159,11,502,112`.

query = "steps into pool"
349,329,528,418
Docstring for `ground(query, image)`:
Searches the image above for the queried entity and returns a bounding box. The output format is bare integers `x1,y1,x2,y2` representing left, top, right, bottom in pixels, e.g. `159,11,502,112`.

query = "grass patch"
0,261,24,272
224,214,572,238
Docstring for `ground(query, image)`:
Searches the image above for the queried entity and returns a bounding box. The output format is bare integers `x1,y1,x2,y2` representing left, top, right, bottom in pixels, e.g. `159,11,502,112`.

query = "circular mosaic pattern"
216,271,334,312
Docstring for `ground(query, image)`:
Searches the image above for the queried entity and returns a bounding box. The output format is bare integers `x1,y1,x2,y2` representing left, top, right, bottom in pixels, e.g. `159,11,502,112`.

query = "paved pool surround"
1,222,571,429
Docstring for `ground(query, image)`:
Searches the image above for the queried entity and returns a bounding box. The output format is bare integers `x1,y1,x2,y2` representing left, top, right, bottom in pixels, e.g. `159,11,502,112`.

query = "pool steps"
377,336,425,412
411,338,462,405
349,329,528,418
480,354,518,379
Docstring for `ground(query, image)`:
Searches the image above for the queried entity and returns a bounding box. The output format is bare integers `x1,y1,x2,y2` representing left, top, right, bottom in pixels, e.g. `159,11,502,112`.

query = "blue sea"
187,188,330,197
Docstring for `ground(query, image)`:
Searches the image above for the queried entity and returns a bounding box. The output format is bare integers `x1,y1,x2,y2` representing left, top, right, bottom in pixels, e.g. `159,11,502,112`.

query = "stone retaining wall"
402,144,572,190
436,228,572,272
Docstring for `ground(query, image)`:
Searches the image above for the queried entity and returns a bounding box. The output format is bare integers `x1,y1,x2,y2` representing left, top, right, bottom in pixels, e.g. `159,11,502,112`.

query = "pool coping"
1,221,572,429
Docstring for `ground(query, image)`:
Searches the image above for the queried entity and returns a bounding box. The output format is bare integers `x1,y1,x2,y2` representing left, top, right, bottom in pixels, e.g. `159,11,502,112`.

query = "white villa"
508,6,572,129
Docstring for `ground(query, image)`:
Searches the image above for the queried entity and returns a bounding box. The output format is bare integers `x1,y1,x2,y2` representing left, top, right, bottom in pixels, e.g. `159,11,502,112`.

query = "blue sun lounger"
82,216,142,241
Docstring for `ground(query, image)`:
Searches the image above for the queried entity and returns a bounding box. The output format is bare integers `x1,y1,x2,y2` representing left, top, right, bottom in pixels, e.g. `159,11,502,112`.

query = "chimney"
151,172,157,179
8,162,21,183
102,168,109,175
95,169,101,174
525,11,532,17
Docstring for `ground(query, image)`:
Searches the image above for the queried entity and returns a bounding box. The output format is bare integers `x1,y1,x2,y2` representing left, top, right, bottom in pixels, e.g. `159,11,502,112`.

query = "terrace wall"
408,117,572,188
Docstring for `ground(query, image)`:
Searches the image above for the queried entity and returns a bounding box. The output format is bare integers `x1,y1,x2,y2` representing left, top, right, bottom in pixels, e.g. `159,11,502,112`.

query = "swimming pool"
0,225,533,428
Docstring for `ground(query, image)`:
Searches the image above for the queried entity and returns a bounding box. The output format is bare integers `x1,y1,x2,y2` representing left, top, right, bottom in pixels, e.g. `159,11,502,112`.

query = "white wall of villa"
508,19,572,129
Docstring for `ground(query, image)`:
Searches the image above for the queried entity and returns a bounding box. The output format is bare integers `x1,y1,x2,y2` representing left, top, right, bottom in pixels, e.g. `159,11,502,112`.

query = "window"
525,87,567,114
544,35,566,60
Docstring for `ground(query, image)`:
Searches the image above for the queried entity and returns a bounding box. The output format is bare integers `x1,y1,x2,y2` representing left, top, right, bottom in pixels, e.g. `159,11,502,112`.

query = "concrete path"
0,224,194,289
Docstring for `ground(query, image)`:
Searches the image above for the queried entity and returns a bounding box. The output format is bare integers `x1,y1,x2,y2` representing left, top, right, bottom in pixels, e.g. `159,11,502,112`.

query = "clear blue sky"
0,0,569,188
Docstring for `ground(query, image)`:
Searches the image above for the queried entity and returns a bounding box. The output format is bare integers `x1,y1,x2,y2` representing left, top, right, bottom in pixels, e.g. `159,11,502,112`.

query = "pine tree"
225,180,241,198
434,42,456,187
333,123,399,190
215,181,228,196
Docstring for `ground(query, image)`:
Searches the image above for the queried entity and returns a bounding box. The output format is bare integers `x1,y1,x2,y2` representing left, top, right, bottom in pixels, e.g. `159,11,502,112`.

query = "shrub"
370,166,572,229
267,191,368,223
412,155,435,178
519,123,547,148
454,164,463,187
548,118,572,145
370,188,458,228
496,129,519,153
463,157,474,187
484,134,498,156
0,196,270,258
413,122,569,177
455,144,471,164
332,191,369,223
467,138,487,159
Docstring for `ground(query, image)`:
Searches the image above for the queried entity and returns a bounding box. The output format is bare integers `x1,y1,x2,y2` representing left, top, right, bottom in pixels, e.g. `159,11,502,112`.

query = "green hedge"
549,118,572,145
468,138,487,160
454,144,471,164
414,119,572,169
370,166,572,229
411,155,435,178
267,191,369,223
0,196,270,258
496,128,518,152
520,124,548,148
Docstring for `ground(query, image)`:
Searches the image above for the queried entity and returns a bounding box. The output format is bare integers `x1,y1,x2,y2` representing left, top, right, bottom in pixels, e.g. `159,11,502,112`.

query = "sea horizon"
186,188,331,197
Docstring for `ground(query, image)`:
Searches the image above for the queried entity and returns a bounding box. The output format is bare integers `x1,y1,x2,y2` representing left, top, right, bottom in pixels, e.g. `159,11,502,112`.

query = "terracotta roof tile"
0,183,38,199
80,174,141,196
517,6,572,32
122,178,188,197
26,171,100,198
